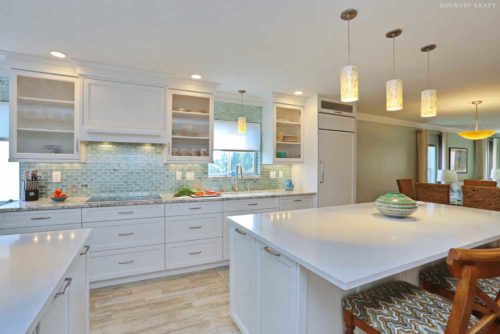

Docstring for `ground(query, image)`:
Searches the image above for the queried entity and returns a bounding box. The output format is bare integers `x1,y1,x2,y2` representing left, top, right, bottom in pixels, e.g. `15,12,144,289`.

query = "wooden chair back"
462,186,500,211
415,183,450,204
445,248,500,334
397,179,415,199
464,180,498,188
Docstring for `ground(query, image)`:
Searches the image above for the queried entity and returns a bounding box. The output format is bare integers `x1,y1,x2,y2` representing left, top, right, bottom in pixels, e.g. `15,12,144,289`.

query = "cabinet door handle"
189,251,202,255
293,199,303,202
189,226,202,229
80,245,90,256
55,278,72,298
118,232,135,237
247,203,258,206
118,260,135,265
31,216,51,220
235,228,246,235
320,161,325,184
264,246,281,257
118,211,134,215
189,207,202,210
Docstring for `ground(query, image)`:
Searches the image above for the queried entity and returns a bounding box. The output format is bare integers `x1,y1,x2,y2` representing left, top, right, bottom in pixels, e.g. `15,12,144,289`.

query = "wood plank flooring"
90,266,240,334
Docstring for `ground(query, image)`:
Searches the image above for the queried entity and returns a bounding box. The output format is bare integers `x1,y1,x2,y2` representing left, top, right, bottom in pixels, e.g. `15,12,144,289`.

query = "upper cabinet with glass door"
274,103,304,163
9,70,81,162
166,89,214,163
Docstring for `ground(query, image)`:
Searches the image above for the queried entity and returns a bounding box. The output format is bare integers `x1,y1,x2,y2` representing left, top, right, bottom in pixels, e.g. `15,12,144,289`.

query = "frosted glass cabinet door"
9,70,81,162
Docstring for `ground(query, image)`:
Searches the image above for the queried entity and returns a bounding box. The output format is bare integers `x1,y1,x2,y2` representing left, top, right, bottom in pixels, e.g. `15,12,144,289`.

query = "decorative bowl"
51,196,68,202
374,192,417,218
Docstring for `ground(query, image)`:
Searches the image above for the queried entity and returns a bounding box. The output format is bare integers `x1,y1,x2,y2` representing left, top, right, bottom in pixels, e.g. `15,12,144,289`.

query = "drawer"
223,198,279,212
165,213,222,243
279,196,314,211
0,209,81,230
0,224,80,236
82,204,164,222
166,238,222,269
88,245,165,282
165,201,222,216
83,218,165,252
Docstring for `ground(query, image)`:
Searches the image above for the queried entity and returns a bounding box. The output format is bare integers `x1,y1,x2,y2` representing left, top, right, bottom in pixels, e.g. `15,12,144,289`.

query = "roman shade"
213,120,260,151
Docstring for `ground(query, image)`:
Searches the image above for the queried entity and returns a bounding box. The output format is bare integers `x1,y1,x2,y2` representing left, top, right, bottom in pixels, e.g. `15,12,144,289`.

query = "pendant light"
340,9,358,102
458,101,496,140
420,44,437,117
386,29,403,111
237,90,247,134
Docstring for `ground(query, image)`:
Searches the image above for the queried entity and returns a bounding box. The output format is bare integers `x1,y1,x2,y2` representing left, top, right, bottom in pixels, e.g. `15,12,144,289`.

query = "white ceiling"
1,0,499,129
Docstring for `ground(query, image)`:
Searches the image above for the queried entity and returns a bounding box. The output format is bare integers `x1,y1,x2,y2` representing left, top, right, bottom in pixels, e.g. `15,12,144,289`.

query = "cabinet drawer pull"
188,207,202,210
117,232,135,237
264,246,281,257
189,226,202,229
118,260,135,265
80,245,90,256
31,216,51,220
118,211,134,215
55,278,72,298
189,251,202,255
247,203,259,206
235,228,246,235
293,199,303,202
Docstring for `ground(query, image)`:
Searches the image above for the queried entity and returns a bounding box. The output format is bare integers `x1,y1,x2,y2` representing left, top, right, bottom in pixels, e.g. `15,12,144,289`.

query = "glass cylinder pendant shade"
421,89,437,117
237,116,247,134
386,79,403,111
340,65,358,102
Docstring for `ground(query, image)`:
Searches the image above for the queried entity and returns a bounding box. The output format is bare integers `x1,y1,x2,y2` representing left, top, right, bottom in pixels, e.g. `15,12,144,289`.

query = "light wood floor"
90,266,240,334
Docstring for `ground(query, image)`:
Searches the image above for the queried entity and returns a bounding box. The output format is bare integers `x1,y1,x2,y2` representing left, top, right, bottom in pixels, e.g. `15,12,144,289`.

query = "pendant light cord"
427,51,430,88
475,103,479,131
392,36,396,77
347,18,351,64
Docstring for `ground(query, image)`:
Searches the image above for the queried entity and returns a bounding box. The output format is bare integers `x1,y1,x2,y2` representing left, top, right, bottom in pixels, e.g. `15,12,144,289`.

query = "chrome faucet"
233,164,243,192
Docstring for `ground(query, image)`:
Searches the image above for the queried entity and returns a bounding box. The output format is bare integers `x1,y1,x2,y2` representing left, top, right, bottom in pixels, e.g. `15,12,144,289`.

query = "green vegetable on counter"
174,188,195,197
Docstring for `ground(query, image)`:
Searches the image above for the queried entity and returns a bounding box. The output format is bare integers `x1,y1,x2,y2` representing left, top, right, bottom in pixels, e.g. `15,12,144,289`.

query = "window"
209,120,261,177
0,102,19,202
427,144,437,183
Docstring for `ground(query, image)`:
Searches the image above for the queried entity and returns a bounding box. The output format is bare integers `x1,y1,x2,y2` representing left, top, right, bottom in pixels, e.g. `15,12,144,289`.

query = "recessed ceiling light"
191,74,202,80
294,91,303,95
50,51,67,58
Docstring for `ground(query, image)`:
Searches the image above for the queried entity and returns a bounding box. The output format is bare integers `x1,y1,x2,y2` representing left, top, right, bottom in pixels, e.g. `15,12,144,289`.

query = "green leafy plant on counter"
174,188,196,197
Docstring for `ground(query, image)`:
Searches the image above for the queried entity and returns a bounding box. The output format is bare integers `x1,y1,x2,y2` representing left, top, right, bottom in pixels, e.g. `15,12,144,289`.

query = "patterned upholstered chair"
462,185,500,211
343,248,500,334
396,179,415,199
464,179,498,188
415,183,450,205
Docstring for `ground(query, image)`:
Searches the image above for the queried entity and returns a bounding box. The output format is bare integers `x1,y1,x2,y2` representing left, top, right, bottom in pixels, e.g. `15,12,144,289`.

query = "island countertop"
227,202,500,290
0,229,91,334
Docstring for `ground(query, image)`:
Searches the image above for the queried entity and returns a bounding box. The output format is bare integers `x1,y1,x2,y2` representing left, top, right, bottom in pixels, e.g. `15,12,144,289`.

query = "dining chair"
396,179,415,199
464,179,498,188
343,247,500,334
415,183,450,204
462,185,500,211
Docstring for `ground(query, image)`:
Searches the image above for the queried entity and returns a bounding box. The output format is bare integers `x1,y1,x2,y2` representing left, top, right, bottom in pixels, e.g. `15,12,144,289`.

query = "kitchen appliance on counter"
86,193,162,203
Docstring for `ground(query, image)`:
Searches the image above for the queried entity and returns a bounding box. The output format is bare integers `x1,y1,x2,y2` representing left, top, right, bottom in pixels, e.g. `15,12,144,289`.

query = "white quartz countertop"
227,203,500,290
0,229,91,334
0,190,315,212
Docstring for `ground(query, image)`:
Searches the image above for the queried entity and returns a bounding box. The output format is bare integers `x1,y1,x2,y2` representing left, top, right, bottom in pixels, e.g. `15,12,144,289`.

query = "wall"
19,101,292,198
447,133,475,181
356,120,418,203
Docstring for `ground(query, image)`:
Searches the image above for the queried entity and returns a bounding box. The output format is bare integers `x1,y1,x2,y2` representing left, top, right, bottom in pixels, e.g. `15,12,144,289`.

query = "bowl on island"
50,195,68,202
374,192,417,218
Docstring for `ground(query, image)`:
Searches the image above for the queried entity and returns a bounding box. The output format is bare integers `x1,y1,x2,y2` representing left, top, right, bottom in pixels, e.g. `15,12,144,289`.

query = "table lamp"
437,170,458,184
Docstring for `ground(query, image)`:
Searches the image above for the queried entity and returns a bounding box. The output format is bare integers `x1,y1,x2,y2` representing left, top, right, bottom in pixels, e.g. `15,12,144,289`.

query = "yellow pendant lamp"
458,101,496,140
421,44,437,117
340,9,358,102
386,29,403,111
237,90,247,134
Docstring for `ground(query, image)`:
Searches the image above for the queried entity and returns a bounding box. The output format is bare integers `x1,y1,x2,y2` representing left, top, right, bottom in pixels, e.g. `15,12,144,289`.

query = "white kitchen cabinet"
230,226,257,334
223,208,277,261
81,78,167,143
165,238,222,270
37,244,89,334
278,195,314,211
0,209,82,236
257,242,299,334
9,70,81,162
165,213,222,243
165,89,214,163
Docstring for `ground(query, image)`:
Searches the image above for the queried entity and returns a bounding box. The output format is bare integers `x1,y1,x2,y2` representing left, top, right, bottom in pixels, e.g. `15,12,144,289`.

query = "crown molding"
357,112,462,133
215,91,264,107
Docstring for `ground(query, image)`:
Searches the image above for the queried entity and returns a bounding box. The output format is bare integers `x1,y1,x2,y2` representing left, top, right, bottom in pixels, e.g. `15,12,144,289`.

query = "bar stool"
342,248,500,334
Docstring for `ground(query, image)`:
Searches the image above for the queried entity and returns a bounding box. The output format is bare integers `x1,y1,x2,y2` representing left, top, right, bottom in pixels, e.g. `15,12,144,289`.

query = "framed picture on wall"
449,147,468,173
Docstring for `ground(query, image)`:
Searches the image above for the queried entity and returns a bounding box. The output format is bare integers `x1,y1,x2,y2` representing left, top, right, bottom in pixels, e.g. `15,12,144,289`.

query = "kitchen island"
0,229,91,334
227,202,500,334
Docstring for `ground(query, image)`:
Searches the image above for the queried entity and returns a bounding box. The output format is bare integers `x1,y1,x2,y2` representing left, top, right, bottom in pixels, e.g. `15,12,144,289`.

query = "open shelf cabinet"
273,103,304,163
